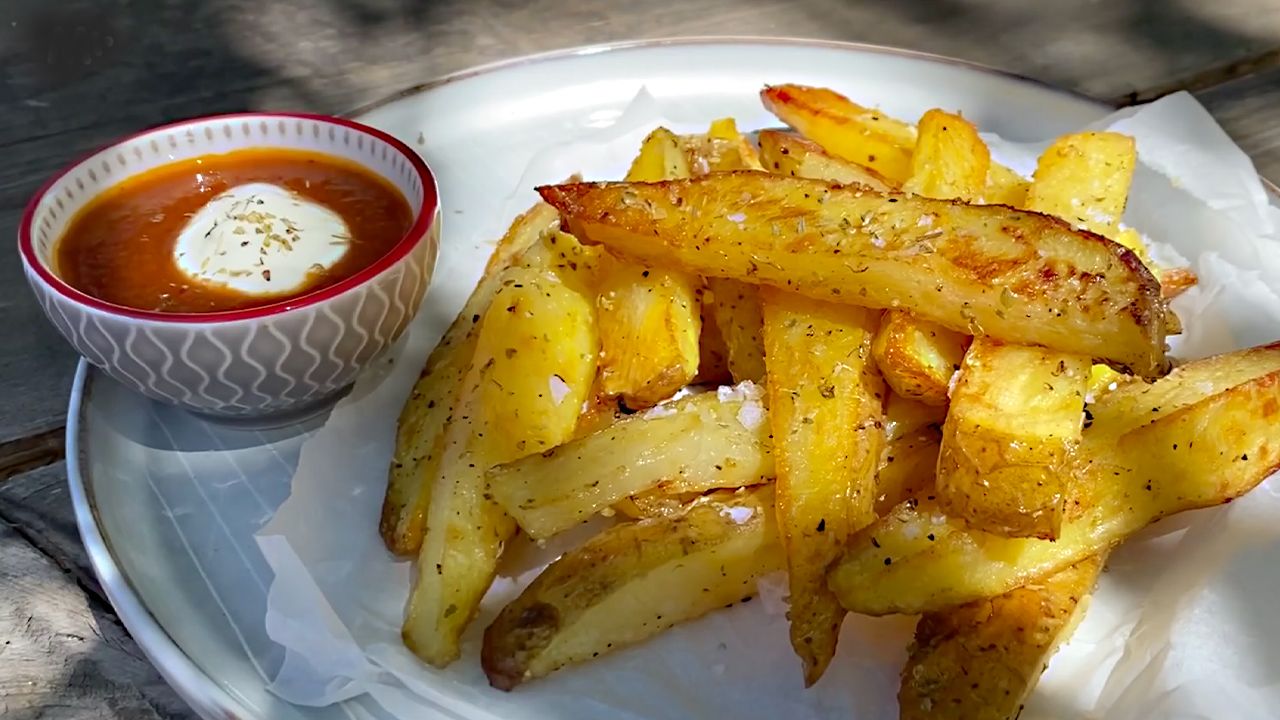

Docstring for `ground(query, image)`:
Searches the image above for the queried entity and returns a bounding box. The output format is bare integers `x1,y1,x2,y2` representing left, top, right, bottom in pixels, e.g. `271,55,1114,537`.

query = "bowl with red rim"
19,112,440,421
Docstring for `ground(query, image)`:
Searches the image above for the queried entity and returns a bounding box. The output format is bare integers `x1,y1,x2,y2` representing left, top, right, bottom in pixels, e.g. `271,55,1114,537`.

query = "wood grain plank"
2,0,1279,454
0,462,99,600
0,482,192,719
1197,66,1280,184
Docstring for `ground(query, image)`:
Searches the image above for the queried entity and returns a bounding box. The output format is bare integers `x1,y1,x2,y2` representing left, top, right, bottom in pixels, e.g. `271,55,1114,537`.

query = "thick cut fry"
761,84,916,184
758,130,897,191
612,489,707,520
539,174,1168,376
1028,132,1136,239
829,343,1280,615
875,428,940,517
482,487,783,690
383,202,559,556
937,339,1089,539
706,278,767,383
683,117,763,173
872,311,969,406
884,391,947,442
596,128,702,407
761,287,884,685
984,164,1030,207
404,233,598,666
899,555,1105,720
627,126,692,182
903,109,990,200
488,382,772,540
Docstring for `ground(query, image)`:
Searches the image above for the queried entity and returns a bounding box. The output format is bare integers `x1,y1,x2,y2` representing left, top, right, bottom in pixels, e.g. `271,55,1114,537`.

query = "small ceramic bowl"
19,113,439,421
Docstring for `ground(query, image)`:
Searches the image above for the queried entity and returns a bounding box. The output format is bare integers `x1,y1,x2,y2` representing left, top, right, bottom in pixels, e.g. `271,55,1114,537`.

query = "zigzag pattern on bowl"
22,114,439,418
27,223,436,415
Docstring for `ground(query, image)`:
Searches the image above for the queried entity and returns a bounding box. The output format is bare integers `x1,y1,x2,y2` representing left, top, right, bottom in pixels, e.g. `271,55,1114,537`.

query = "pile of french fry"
379,84,1280,719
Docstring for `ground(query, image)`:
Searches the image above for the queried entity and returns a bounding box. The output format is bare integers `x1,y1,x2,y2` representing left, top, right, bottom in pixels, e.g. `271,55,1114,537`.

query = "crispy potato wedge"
758,130,897,191
884,391,947,442
539,174,1168,376
761,287,884,685
1028,132,1136,239
627,126,692,182
482,486,783,690
937,339,1090,539
706,278,767,383
684,117,764,173
761,84,916,184
1159,266,1199,300
383,202,560,556
404,232,599,666
899,555,1105,720
488,382,772,540
903,109,990,201
829,343,1280,615
595,128,702,407
872,311,969,407
875,428,941,517
984,163,1030,207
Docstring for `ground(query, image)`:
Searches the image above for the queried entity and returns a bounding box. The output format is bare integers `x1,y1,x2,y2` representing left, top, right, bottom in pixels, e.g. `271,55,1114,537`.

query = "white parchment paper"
256,91,1280,720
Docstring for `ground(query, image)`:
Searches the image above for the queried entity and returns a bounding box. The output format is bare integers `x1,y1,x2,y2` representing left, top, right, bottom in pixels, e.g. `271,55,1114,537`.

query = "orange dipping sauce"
55,148,414,314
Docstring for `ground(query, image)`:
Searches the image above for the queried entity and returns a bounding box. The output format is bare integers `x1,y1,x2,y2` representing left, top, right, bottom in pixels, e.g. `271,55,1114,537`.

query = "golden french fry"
761,287,884,685
483,486,783,690
883,390,947,442
757,129,897,191
830,343,1280,615
875,428,940,517
872,310,969,407
488,383,772,540
706,278,767,383
539,174,1168,377
902,109,989,200
761,84,916,184
383,202,559,556
1028,132,1136,238
899,555,1105,720
595,127,702,407
937,339,1090,539
403,232,598,666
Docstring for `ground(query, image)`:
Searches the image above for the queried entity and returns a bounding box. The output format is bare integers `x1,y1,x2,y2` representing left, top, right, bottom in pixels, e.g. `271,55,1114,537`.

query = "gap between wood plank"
1112,47,1280,106
0,425,65,481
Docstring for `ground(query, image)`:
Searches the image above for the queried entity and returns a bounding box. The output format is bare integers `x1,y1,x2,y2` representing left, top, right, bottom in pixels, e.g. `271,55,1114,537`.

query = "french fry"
761,287,884,685
757,129,897,191
883,390,947,442
612,488,707,520
937,339,1090,539
488,382,772,540
899,555,1105,720
875,427,940,516
829,343,1280,615
539,174,1168,377
695,286,734,385
595,127,702,407
483,486,783,690
984,163,1031,207
706,278,767,383
683,117,764,173
382,202,559,556
902,109,989,201
403,232,599,666
1028,132,1136,239
761,84,917,184
872,310,969,407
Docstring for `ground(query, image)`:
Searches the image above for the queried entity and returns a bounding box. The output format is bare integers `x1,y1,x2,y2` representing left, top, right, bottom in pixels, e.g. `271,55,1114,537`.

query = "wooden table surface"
2,0,1279,717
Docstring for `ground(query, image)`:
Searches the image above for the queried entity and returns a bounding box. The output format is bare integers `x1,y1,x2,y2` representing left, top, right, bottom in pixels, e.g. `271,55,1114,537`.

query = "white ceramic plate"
65,38,1238,720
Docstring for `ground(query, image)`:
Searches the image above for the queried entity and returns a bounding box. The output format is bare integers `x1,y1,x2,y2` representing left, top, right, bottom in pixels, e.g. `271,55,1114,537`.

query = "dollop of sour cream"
173,182,350,295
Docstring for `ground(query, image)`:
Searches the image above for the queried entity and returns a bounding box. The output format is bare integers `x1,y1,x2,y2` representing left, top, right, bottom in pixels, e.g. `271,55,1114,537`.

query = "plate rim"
63,35,1182,720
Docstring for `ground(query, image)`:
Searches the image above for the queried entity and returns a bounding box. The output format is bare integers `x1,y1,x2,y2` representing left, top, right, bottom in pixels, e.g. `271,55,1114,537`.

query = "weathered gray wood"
0,462,99,599
1197,66,1280,184
2,0,1280,452
0,481,192,719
